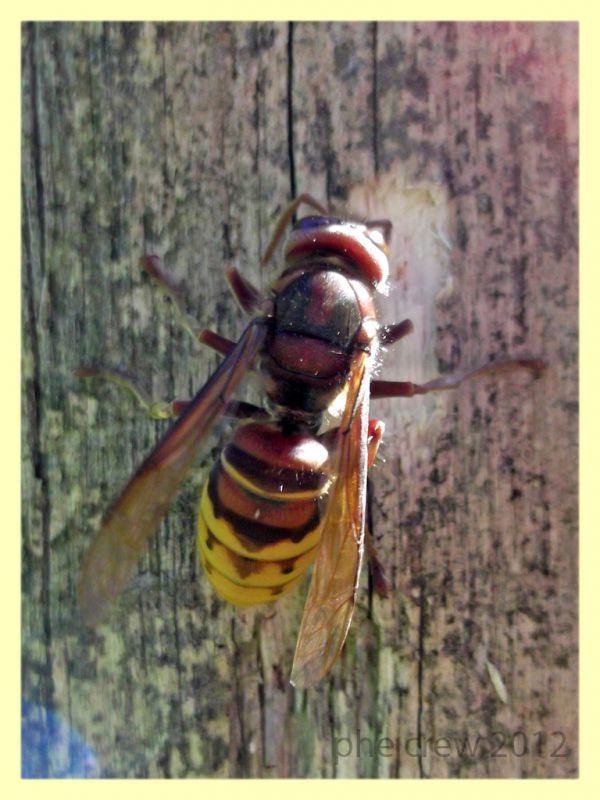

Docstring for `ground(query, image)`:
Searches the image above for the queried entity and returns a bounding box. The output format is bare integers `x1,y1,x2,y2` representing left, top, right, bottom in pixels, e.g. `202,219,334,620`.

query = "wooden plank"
22,21,577,778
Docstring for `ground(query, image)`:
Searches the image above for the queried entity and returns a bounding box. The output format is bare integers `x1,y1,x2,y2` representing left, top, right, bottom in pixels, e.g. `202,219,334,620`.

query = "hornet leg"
367,418,385,467
224,266,264,314
75,367,188,420
197,329,236,357
378,319,414,346
366,419,389,597
76,367,267,421
370,358,546,399
142,255,264,322
141,255,205,344
366,523,390,599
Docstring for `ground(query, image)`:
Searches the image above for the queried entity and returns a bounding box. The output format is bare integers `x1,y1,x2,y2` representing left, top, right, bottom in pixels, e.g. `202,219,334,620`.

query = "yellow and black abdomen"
198,422,331,606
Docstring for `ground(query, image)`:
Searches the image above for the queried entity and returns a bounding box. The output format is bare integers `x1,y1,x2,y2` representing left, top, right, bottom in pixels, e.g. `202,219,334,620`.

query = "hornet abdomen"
198,422,331,606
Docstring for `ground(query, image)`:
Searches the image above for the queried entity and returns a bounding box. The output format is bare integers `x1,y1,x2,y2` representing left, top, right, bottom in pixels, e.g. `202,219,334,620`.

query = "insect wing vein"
78,320,267,625
290,353,370,687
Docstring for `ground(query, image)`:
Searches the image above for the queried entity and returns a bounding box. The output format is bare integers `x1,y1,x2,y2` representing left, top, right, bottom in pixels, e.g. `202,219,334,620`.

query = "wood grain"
22,21,577,778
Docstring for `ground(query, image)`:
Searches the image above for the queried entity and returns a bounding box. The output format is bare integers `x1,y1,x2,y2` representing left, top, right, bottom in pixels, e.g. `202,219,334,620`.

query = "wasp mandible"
77,195,545,687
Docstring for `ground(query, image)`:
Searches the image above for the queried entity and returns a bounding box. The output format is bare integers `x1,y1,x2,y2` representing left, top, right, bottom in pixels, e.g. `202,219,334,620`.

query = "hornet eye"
294,215,345,230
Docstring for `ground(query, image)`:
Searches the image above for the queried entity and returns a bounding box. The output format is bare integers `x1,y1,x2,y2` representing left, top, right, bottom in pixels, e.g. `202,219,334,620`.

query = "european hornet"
77,195,545,687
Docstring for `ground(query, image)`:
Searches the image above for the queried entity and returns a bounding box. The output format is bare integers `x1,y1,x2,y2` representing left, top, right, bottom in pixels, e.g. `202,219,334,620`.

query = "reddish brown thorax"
262,216,388,417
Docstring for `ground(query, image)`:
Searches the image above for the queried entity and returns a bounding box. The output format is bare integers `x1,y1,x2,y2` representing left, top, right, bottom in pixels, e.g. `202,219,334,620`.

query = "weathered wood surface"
22,22,577,778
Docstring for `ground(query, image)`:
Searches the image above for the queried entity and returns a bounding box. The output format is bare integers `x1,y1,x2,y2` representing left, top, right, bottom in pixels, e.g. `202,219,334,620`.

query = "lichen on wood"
22,21,577,778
